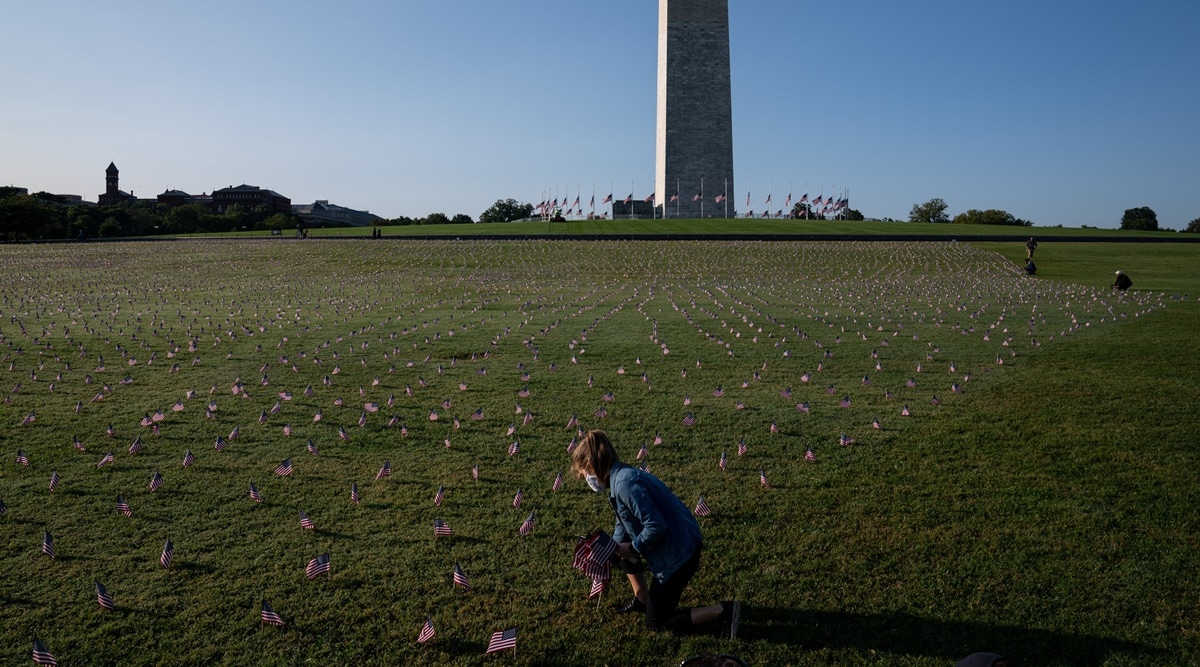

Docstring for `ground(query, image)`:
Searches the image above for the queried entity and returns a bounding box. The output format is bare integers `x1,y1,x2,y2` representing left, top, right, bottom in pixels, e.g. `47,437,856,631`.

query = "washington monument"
655,0,735,219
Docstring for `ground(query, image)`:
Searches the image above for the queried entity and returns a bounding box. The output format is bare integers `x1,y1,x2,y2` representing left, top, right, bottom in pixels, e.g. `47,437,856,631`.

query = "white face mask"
585,474,606,493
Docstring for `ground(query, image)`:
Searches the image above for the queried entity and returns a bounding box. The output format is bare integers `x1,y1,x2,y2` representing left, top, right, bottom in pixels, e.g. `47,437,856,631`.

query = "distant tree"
423,212,450,225
389,215,414,226
479,198,534,223
952,209,1032,226
1121,207,1158,231
258,213,292,231
841,208,865,221
98,216,123,238
910,198,950,223
789,203,819,219
450,214,474,225
1185,217,1200,234
0,194,62,240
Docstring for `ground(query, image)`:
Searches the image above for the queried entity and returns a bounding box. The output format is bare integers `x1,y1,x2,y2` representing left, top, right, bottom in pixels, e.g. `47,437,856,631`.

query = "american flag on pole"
129,436,143,454
417,615,436,643
306,553,331,579
551,471,563,492
350,483,360,505
759,469,769,488
840,433,855,446
472,464,479,480
0,497,6,515
694,496,712,517
737,439,748,457
73,436,85,451
719,450,727,471
160,539,174,568
282,423,292,436
840,396,852,408
299,511,315,530
182,450,195,467
797,402,811,413
96,450,114,468
486,628,517,654
508,440,520,456
682,413,695,426
434,519,454,537
49,471,61,492
902,404,911,416
805,448,817,462
275,459,293,476
42,530,55,558
589,576,608,598
96,581,115,610
32,638,57,666
636,443,648,460
433,486,445,507
512,488,523,508
519,511,536,535
339,426,350,441
16,449,29,466
453,562,472,590
250,483,263,503
261,600,284,626
653,431,663,445
307,439,319,456
214,435,227,452
116,495,132,517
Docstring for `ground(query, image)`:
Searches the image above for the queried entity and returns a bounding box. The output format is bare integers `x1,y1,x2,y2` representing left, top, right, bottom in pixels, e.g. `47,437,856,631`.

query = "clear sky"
3,1,1197,228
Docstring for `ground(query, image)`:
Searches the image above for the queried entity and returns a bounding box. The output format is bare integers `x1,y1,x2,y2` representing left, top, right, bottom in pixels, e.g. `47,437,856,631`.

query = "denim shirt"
608,462,702,582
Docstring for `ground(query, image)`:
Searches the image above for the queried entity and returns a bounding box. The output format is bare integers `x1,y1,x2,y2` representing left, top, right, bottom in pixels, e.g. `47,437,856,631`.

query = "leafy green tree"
98,216,123,238
0,194,63,240
841,208,865,221
1185,217,1200,234
450,214,473,225
952,209,1032,226
789,203,818,219
389,216,414,226
258,213,293,231
1121,207,1158,231
479,198,534,223
423,213,450,225
910,198,950,223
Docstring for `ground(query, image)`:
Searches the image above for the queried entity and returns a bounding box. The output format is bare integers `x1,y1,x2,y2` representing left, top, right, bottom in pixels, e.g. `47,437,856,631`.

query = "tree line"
908,197,1200,232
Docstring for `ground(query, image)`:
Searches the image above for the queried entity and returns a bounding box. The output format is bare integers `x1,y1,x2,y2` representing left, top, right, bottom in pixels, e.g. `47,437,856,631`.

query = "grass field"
171,218,1197,239
1,239,1197,666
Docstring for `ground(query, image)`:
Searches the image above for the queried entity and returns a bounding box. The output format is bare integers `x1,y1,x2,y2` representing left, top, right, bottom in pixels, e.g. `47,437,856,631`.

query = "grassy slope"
0,240,1196,666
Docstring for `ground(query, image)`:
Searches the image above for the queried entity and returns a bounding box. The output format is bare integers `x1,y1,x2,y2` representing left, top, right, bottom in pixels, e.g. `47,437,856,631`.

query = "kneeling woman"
572,429,739,637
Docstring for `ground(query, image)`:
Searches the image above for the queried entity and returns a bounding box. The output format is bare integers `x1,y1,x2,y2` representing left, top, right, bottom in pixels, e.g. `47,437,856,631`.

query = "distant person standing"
1025,237,1038,260
1112,270,1132,291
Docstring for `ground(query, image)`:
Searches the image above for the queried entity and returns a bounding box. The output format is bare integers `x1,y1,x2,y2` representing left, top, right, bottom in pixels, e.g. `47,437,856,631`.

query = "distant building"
157,189,212,208
292,200,382,227
611,200,658,220
98,162,136,205
211,184,290,215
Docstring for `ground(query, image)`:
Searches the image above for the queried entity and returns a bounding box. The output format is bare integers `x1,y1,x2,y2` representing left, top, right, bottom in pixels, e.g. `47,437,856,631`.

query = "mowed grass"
0,240,1197,666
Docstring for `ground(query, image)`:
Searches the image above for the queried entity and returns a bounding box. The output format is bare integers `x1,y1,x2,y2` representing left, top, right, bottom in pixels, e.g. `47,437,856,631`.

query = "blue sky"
3,1,1197,228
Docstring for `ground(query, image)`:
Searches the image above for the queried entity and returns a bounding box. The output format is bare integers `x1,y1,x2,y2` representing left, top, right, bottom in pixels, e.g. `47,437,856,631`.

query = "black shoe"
616,598,647,614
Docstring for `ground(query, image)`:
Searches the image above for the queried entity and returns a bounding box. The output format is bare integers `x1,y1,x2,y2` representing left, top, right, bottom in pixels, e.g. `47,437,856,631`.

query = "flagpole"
592,183,596,219
724,178,728,218
700,178,704,219
676,178,680,219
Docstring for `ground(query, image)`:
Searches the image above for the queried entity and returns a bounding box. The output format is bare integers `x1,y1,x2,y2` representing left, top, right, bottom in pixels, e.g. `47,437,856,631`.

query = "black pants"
643,544,703,634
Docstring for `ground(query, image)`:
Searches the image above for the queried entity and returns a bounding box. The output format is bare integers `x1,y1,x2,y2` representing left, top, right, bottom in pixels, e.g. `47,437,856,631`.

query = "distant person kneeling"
1025,260,1036,275
572,430,740,638
1112,270,1132,291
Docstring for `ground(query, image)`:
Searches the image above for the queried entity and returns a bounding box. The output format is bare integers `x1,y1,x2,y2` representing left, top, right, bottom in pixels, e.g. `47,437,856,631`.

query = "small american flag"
129,436,142,454
418,615,436,643
682,413,695,426
552,471,563,492
683,395,691,406
839,433,855,446
0,498,6,515
73,436,85,451
250,483,263,503
512,488,523,508
566,414,578,429
471,407,484,421
275,459,293,476
508,440,520,456
825,385,836,395
737,440,748,457
434,486,445,506
306,439,319,456
338,426,350,442
214,435,227,452
116,495,132,517
839,396,852,408
906,378,917,388
694,496,712,517
429,409,438,421
719,451,727,471
873,417,882,430
282,423,292,436
299,511,315,530
42,530,55,558
306,553,331,579
653,431,663,445
182,450,195,467
434,519,454,536
32,638,57,666
313,409,322,423
486,628,517,654
519,511,536,535
49,471,61,492
780,387,792,398
506,423,516,436
589,576,608,599
805,448,817,462
931,395,941,406
453,562,472,589
16,449,29,466
350,483,360,505
228,425,239,440
97,451,114,468
713,386,724,397
472,464,479,480
797,402,810,413
636,443,648,460
160,539,173,568
140,414,152,427
902,404,911,416
96,581,115,610
261,600,284,626
770,422,779,433
593,406,607,419
759,469,769,488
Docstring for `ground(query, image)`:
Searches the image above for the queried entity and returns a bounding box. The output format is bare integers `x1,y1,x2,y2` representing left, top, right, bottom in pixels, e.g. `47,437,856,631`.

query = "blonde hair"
571,430,620,483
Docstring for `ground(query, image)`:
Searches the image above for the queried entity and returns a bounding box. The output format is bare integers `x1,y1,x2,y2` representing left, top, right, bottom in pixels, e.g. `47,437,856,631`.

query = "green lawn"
1,240,1196,665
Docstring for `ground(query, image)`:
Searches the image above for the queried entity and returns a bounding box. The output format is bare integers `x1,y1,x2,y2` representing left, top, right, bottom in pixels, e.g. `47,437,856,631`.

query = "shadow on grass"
745,607,1160,666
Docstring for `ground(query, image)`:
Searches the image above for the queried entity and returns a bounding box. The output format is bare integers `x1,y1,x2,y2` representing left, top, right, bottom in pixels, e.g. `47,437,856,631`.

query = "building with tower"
655,0,735,219
98,162,136,205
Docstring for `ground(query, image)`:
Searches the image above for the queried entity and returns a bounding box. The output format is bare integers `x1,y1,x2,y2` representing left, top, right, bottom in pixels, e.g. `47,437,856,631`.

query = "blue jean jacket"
608,462,702,582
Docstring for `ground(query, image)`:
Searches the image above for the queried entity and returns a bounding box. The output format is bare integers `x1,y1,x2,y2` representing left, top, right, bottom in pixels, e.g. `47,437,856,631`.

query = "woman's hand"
614,542,635,560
